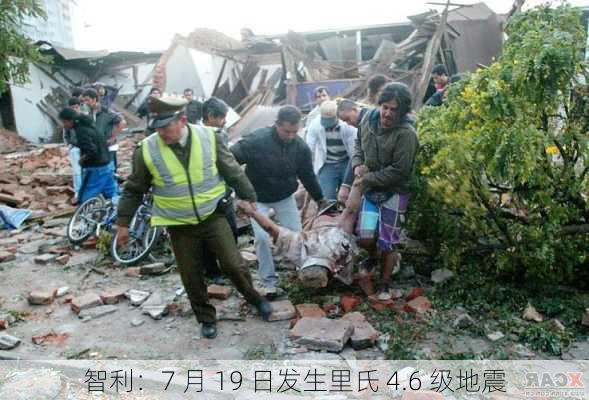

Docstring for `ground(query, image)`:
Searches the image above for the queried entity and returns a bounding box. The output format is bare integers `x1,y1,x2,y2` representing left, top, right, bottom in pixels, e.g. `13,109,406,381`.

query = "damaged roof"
37,41,162,76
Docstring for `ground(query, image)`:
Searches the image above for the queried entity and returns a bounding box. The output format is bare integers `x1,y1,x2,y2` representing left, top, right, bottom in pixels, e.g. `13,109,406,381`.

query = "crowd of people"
57,66,454,339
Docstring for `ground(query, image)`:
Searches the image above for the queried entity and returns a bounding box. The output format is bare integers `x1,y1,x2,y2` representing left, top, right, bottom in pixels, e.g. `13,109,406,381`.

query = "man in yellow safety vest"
116,96,272,339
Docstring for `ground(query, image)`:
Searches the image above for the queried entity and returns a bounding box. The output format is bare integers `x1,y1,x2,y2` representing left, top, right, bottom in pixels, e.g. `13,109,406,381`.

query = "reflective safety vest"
141,124,226,226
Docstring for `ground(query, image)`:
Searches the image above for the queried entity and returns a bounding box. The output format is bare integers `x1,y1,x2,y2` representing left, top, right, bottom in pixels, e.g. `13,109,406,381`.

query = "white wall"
10,64,84,143
164,45,201,96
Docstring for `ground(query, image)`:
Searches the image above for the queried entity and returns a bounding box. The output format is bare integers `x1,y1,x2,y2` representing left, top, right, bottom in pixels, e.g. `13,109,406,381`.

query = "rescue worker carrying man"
116,96,272,339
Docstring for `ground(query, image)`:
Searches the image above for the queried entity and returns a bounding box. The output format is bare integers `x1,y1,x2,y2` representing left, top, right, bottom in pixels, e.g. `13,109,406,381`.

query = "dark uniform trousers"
167,210,262,324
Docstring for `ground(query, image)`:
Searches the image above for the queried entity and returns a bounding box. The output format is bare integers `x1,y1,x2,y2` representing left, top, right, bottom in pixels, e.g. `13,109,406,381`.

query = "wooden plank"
414,2,450,109
211,58,228,97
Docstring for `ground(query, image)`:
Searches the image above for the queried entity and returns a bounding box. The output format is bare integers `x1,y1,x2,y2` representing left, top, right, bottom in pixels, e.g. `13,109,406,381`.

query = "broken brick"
296,303,326,319
0,333,21,350
207,284,232,300
82,238,97,249
404,296,432,314
126,289,151,306
0,251,15,263
369,296,396,313
406,287,424,301
100,288,127,305
56,254,70,265
28,289,57,305
340,294,362,313
34,254,58,265
70,293,103,314
125,267,141,277
342,312,379,350
0,312,16,330
268,300,296,321
32,331,70,346
139,262,167,275
290,317,354,352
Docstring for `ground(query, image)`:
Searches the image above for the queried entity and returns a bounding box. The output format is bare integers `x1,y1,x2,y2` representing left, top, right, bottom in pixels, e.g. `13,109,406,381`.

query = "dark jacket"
186,100,203,124
231,126,323,203
117,125,257,226
73,115,111,168
351,109,419,198
93,106,122,143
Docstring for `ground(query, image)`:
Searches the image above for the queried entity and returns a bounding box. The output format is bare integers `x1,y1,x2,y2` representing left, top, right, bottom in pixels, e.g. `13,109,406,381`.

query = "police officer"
116,96,272,339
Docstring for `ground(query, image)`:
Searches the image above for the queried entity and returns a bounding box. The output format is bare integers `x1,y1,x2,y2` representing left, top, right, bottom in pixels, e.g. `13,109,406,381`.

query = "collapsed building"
147,2,504,141
0,42,161,147
0,2,504,149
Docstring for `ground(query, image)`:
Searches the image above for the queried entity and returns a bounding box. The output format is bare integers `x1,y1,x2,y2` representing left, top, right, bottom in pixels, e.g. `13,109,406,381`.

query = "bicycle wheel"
146,227,175,265
67,196,105,244
111,205,159,266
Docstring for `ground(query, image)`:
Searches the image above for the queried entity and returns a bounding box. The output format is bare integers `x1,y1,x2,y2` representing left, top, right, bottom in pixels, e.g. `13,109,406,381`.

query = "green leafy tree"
413,4,589,283
0,0,50,93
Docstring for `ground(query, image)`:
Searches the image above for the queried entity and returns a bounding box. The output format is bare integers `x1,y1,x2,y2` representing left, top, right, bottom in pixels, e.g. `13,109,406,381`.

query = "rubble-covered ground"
1,139,589,362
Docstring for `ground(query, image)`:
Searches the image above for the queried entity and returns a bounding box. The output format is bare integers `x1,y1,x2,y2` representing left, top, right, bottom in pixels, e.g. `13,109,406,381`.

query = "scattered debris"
141,292,172,320
549,319,566,333
28,288,57,305
32,330,70,345
70,293,103,314
406,287,424,301
79,305,118,322
487,331,505,342
0,333,21,350
0,368,62,400
342,312,379,350
340,294,362,313
56,254,70,265
207,284,232,300
295,303,326,319
404,296,432,314
0,312,16,330
56,286,70,298
268,300,296,321
100,288,127,305
126,289,151,306
523,303,543,323
131,318,145,327
431,268,454,284
34,253,58,265
125,267,141,278
453,313,476,329
139,262,168,276
0,250,16,263
290,317,354,352
240,251,257,267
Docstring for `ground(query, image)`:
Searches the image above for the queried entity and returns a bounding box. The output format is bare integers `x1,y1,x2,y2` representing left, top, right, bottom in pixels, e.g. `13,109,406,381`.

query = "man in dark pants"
231,105,328,299
116,96,272,339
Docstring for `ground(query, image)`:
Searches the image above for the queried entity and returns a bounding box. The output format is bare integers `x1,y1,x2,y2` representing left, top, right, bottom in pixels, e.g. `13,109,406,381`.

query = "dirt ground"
1,217,588,363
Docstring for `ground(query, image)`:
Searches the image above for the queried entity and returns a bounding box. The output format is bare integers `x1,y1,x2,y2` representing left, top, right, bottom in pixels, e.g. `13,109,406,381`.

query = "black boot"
201,322,218,339
255,299,273,321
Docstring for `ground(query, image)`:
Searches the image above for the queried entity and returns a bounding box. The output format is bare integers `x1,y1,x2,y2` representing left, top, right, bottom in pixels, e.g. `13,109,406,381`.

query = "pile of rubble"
0,128,30,154
0,134,143,217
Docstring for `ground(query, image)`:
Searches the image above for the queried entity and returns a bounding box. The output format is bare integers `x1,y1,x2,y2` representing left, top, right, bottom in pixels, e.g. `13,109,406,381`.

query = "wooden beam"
414,2,450,110
211,58,228,97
